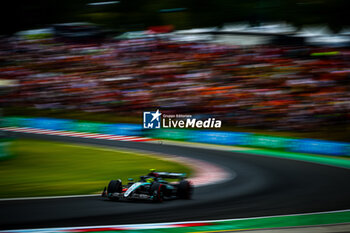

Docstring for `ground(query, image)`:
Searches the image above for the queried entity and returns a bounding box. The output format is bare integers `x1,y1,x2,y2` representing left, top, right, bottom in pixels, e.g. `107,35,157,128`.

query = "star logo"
151,109,162,122
143,110,162,129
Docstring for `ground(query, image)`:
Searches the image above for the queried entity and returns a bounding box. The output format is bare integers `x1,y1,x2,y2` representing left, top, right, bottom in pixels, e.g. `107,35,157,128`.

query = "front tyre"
107,179,122,200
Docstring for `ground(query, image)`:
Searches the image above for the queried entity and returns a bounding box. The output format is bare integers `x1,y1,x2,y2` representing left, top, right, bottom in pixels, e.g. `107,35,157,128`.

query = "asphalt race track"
1,132,350,230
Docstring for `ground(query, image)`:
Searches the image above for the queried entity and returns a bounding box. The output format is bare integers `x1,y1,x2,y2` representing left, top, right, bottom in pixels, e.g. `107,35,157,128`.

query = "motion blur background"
1,0,350,140
1,0,350,225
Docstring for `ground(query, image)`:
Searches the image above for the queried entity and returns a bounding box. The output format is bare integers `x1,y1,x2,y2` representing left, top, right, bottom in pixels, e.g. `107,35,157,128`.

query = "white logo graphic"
143,109,162,129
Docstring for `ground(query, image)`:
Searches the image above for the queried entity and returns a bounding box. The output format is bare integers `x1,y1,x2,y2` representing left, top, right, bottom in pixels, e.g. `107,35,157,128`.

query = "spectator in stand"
1,35,349,131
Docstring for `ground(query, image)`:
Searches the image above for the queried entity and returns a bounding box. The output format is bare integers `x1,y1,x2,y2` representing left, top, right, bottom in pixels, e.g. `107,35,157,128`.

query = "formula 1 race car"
102,170,193,202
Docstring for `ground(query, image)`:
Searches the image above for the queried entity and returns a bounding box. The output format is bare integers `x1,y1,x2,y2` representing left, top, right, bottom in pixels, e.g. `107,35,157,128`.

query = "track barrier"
1,116,349,157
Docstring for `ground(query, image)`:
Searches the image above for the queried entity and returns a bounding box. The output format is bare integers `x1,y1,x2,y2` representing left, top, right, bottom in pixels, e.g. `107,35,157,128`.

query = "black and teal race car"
102,170,193,202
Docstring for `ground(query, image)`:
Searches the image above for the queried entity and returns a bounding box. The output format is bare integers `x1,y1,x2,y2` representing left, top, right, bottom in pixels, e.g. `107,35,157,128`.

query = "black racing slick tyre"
177,180,193,199
107,180,122,200
150,183,164,203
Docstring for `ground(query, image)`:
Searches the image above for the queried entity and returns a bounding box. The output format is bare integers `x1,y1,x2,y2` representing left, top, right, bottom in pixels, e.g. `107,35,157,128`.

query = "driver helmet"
145,177,154,183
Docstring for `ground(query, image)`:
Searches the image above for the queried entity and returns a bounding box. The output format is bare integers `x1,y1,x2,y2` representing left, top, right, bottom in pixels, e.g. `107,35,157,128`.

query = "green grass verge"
233,148,350,169
0,139,192,198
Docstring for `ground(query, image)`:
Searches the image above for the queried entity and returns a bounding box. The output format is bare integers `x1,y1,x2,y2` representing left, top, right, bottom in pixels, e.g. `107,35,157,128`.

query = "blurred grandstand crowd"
1,36,350,131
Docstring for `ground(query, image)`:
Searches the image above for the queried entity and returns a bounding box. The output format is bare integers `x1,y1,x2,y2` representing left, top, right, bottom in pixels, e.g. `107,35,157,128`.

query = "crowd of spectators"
1,35,350,131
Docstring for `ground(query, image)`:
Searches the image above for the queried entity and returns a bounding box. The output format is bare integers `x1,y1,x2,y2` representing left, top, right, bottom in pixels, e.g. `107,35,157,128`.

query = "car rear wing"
156,172,187,179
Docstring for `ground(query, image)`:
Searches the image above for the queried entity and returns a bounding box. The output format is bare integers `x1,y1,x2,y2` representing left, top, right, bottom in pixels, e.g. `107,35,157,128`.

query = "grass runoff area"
0,139,192,198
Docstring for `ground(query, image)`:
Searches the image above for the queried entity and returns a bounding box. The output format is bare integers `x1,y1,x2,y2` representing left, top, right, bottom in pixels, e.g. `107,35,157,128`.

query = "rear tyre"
177,180,192,199
107,179,122,200
150,183,164,203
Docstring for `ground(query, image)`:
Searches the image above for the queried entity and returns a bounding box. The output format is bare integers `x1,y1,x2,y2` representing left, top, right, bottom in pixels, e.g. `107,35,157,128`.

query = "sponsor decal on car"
124,182,142,197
